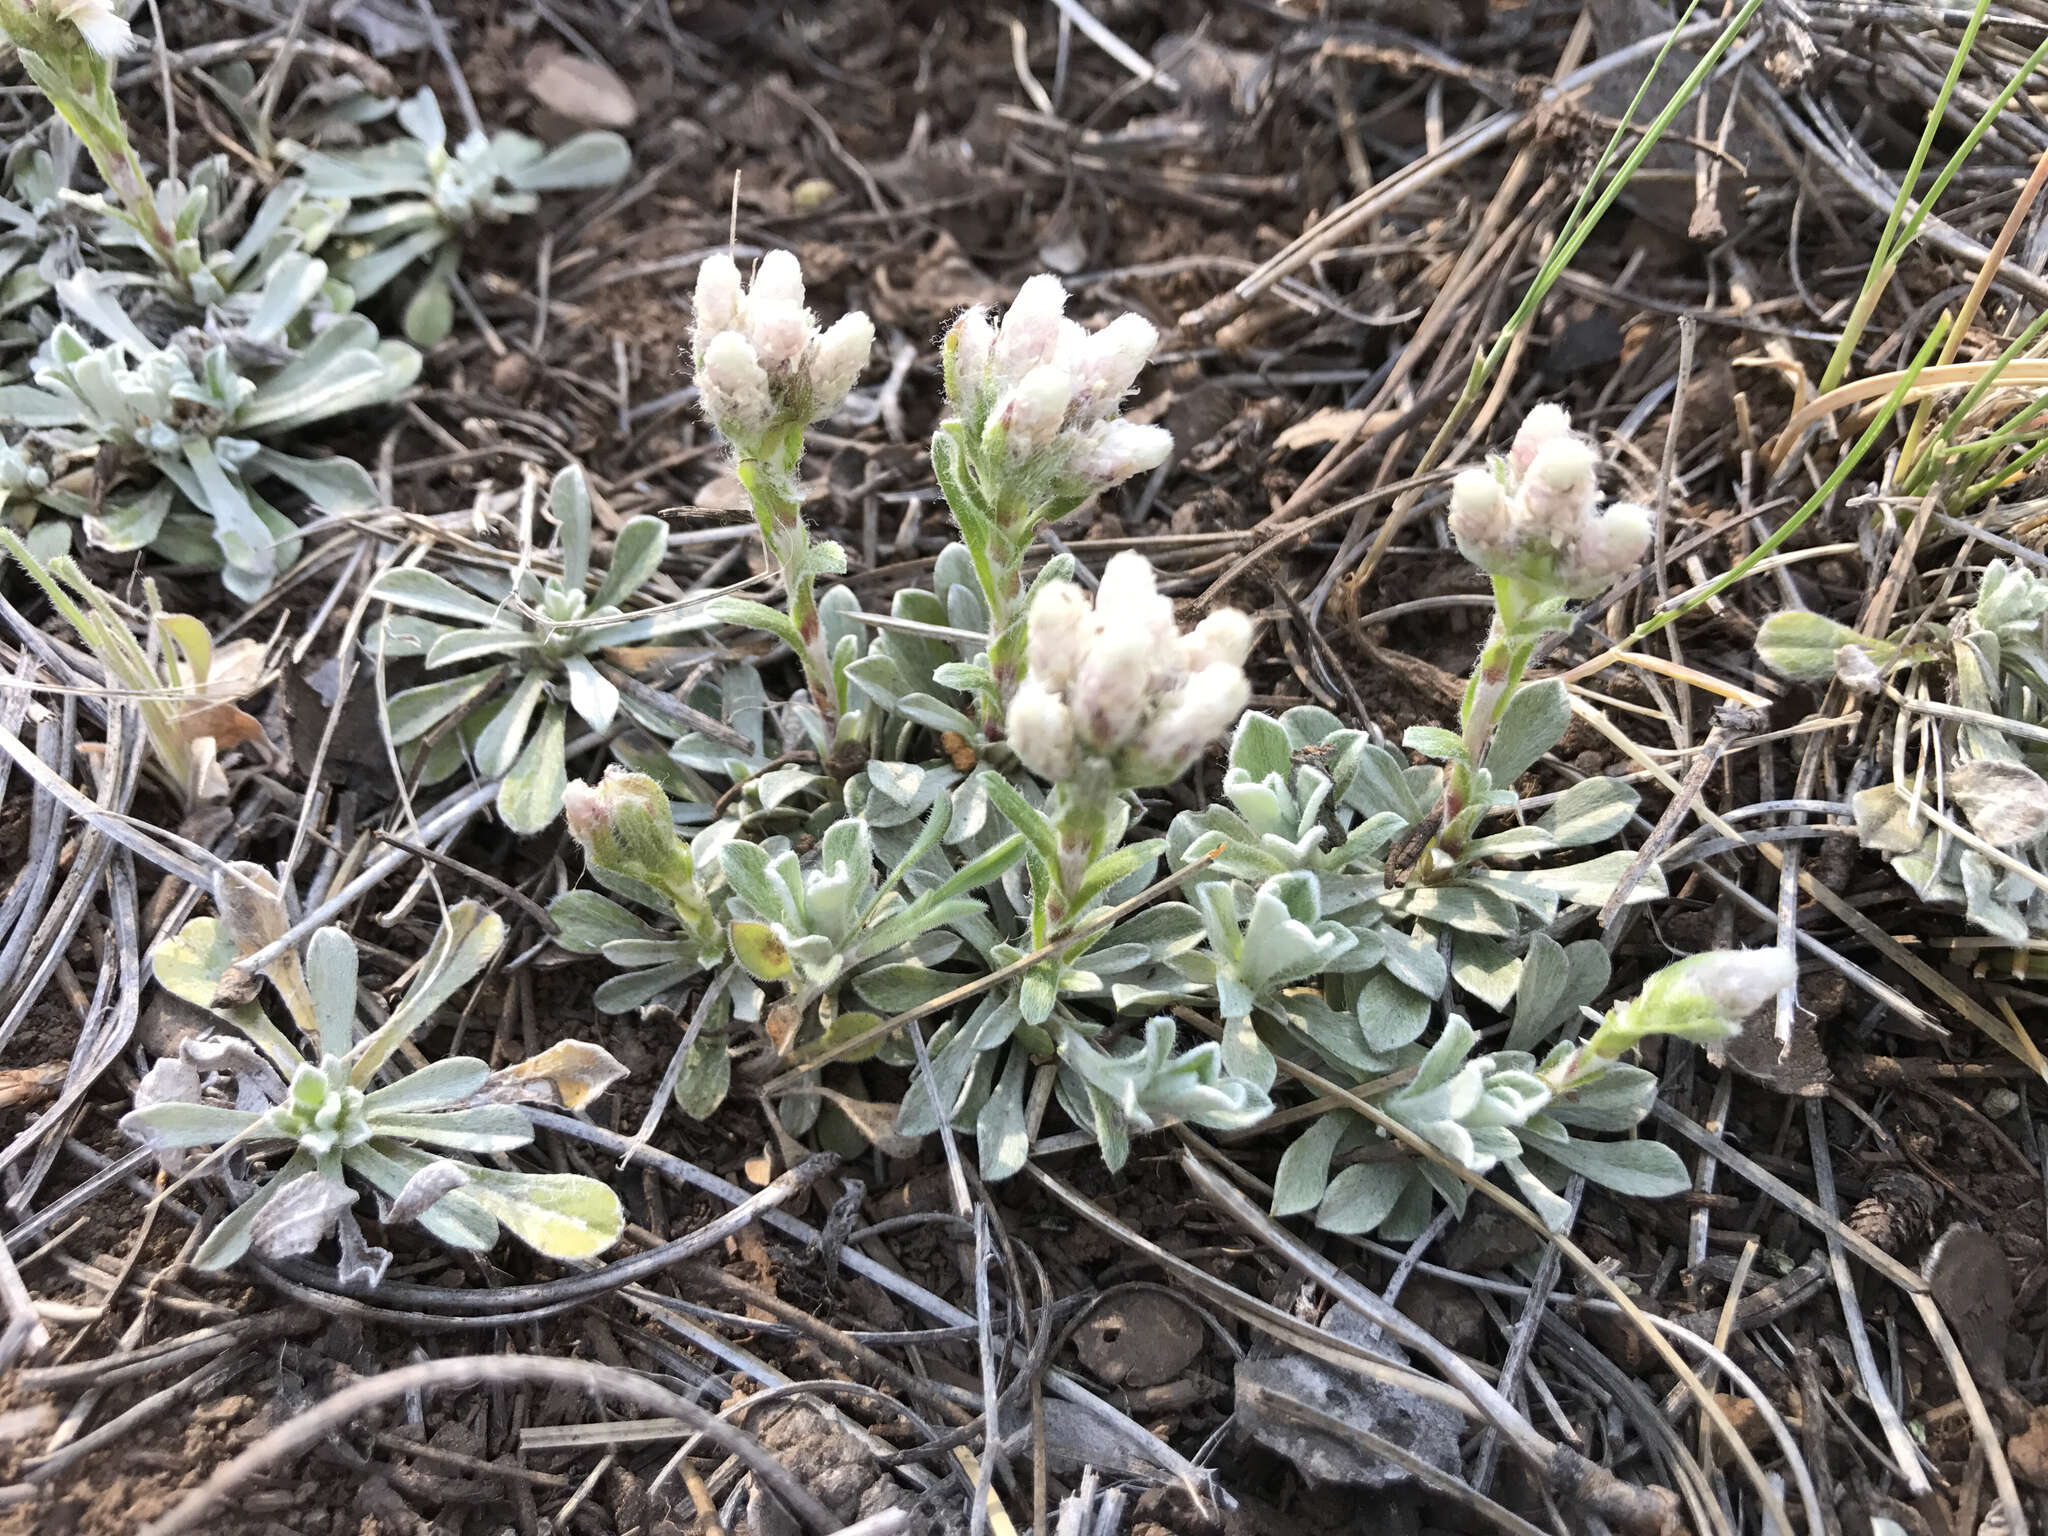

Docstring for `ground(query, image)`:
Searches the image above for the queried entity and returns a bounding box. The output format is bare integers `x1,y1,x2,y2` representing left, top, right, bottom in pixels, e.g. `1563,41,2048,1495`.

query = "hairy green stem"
736,455,838,728
980,491,1037,715
1044,775,1115,931
13,43,179,277
1423,577,1544,870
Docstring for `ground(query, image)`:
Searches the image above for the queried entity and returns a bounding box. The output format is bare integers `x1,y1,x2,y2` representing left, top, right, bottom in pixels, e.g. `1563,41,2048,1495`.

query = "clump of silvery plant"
370,464,710,834
122,870,626,1278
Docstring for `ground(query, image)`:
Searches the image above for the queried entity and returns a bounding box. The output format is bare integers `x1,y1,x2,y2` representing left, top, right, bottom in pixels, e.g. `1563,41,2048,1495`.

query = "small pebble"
492,352,533,397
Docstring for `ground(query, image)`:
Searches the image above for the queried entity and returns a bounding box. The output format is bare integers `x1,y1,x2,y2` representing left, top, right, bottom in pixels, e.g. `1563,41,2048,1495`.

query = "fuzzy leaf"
1539,1134,1690,1197
457,1165,624,1258
501,130,631,192
1949,758,2048,846
548,890,659,954
1486,679,1570,784
373,566,509,626
352,902,504,1086
1231,713,1293,782
248,1171,356,1259
593,960,697,1013
193,1154,317,1270
1271,1113,1345,1217
382,669,504,745
1402,725,1466,764
1355,971,1431,1053
1755,610,1893,683
370,1105,536,1152
1539,775,1639,847
674,1028,731,1119
976,1048,1032,1181
120,1100,264,1150
385,1159,472,1226
706,595,804,653
1520,850,1664,909
305,926,359,1060
360,1056,490,1114
1316,1160,1409,1235
1450,932,1521,1011
347,1140,499,1250
497,701,568,832
590,515,668,611
471,668,544,780
425,628,539,668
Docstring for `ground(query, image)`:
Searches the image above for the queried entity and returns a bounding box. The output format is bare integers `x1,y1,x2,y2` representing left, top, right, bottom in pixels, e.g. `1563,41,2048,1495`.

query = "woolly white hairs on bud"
1027,582,1092,692
1447,466,1512,559
1182,610,1253,672
560,779,602,839
1686,949,1797,1021
992,274,1068,384
945,306,994,412
1007,679,1078,783
749,248,806,309
999,366,1073,461
1095,549,1159,610
809,313,874,417
1051,318,1089,378
1014,551,1254,788
697,332,772,441
747,299,813,375
1509,402,1572,477
52,0,133,56
1573,503,1653,588
1517,436,1600,546
1069,421,1172,490
1070,313,1160,422
1072,621,1154,751
1145,664,1252,777
692,255,742,354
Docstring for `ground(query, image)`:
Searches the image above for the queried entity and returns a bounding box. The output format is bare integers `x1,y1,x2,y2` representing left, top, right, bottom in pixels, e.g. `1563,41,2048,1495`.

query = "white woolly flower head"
1449,404,1654,600
939,275,1170,500
696,332,772,444
1014,551,1253,789
21,0,136,57
690,248,873,451
1008,678,1078,783
1589,947,1795,1061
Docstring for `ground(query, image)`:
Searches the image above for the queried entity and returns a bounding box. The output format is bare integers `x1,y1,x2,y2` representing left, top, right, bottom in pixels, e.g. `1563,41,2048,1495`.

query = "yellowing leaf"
812,1010,884,1065
490,1040,628,1110
458,1167,623,1259
730,920,792,982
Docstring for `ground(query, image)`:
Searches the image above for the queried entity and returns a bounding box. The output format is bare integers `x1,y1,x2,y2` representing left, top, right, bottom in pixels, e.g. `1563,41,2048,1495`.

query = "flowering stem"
1418,579,1548,872
1043,777,1115,931
11,43,177,276
979,492,1040,717
735,454,838,729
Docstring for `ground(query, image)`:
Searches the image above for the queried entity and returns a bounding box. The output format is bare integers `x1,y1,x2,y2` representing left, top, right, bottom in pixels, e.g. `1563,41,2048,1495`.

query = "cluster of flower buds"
1590,947,1794,1066
0,0,133,58
942,275,1174,502
691,249,874,456
1008,551,1253,788
1447,405,1653,599
563,769,720,949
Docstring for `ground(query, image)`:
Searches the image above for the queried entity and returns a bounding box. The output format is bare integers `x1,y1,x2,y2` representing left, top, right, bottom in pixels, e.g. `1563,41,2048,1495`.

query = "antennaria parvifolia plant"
370,462,711,834
122,868,626,1275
